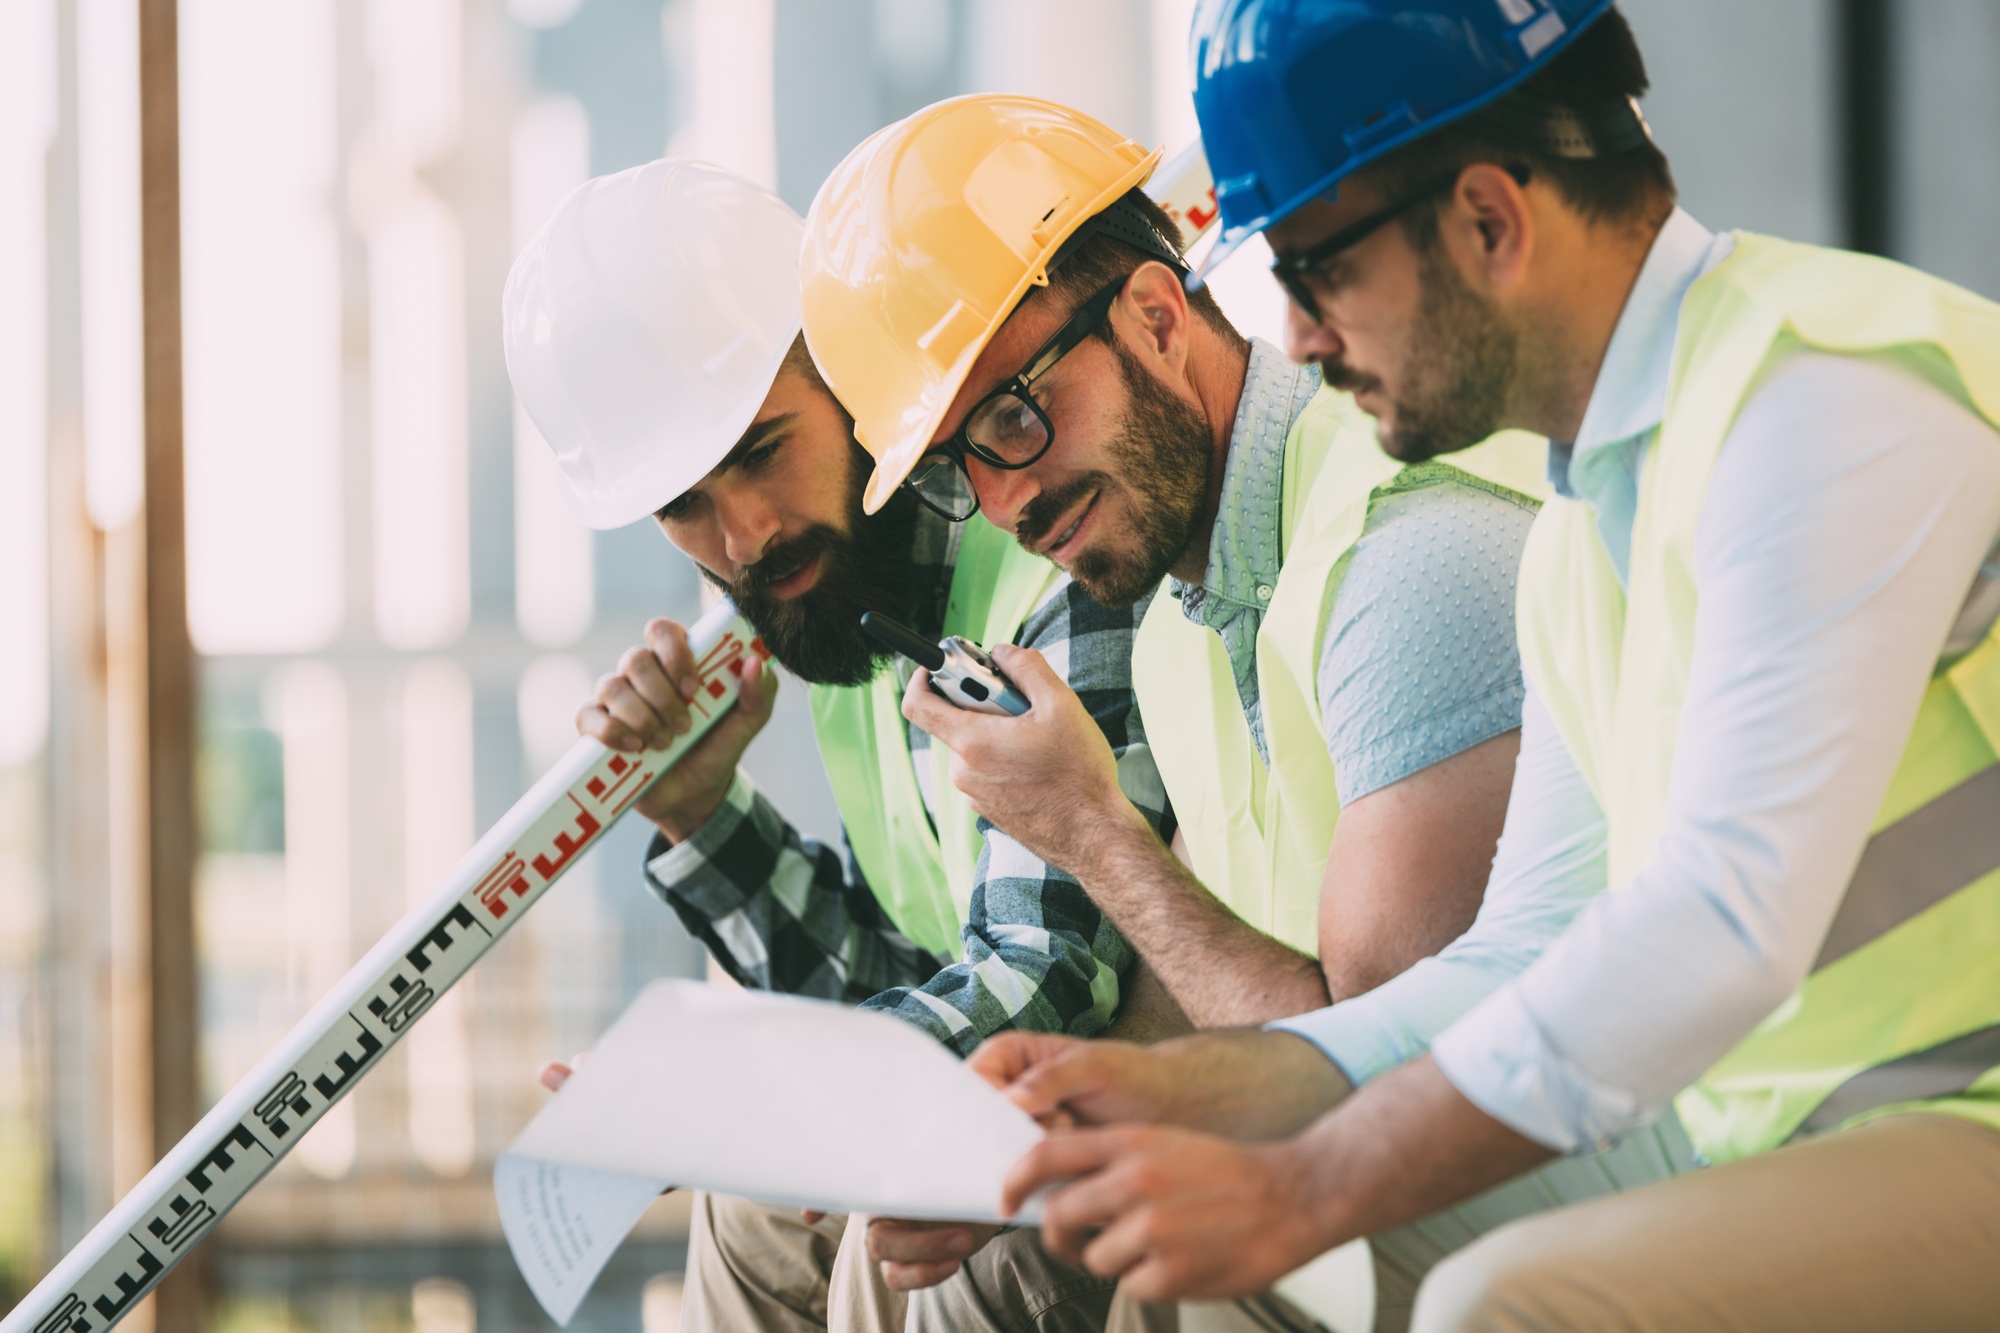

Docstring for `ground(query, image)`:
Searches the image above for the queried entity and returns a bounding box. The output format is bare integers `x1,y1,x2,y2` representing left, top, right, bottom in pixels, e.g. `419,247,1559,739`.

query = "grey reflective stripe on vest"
1813,762,2000,971
1785,1022,2000,1143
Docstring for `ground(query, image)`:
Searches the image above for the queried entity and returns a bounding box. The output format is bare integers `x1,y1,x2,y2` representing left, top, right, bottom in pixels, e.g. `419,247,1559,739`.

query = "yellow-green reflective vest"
1133,387,1547,954
808,516,1062,958
1516,232,2000,1164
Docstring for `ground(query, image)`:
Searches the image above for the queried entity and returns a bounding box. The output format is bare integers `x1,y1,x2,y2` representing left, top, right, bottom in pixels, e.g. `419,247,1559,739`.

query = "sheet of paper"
497,979,1046,1324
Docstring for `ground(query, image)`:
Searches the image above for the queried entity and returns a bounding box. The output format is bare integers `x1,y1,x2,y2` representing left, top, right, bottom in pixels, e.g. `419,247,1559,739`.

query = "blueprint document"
496,979,1047,1325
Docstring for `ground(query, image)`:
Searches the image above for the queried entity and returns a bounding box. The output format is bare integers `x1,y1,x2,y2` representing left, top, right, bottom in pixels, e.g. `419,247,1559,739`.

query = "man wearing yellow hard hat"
797,93,1559,1328
501,156,1172,1331
962,2,2000,1330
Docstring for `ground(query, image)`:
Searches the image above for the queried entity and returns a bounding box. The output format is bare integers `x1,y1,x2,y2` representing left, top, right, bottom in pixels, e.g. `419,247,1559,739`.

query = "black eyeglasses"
902,278,1126,522
1271,165,1529,323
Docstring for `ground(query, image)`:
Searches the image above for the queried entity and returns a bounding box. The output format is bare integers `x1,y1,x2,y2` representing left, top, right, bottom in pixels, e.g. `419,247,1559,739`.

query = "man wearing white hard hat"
504,158,1172,1331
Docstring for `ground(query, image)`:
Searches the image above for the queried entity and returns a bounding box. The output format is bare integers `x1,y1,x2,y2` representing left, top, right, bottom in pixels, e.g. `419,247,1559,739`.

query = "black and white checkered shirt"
642,509,1171,1055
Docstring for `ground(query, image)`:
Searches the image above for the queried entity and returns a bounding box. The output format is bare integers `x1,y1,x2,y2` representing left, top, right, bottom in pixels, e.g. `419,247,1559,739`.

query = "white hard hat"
503,158,805,529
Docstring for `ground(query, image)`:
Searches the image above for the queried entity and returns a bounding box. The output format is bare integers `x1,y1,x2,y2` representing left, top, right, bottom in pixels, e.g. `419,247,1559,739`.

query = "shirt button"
1256,584,1274,602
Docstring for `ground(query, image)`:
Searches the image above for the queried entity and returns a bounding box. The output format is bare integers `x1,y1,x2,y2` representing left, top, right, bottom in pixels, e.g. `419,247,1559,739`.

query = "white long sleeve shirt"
1275,210,2000,1153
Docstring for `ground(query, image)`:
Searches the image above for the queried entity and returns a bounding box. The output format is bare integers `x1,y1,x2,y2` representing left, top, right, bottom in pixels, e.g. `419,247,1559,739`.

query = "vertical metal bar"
1839,0,1894,256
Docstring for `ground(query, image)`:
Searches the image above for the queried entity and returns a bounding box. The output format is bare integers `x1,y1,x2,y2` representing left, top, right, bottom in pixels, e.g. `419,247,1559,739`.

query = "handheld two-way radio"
860,612,1030,717
4,600,761,1333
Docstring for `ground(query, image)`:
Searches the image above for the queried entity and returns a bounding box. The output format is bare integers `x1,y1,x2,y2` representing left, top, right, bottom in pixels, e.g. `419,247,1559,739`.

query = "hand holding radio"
895,638,1147,879
860,612,1030,715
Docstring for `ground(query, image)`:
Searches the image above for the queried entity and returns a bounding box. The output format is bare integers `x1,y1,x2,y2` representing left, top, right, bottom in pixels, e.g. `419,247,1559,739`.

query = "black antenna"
859,612,945,671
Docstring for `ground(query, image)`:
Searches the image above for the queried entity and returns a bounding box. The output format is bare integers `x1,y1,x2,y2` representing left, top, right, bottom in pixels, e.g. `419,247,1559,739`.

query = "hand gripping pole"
5,600,761,1333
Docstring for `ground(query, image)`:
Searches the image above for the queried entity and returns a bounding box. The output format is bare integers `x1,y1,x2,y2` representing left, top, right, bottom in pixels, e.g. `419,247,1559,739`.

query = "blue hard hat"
1189,0,1617,278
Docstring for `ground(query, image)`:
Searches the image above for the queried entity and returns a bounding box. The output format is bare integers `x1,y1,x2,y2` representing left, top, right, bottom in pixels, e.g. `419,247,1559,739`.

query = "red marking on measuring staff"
474,853,532,919
530,797,603,881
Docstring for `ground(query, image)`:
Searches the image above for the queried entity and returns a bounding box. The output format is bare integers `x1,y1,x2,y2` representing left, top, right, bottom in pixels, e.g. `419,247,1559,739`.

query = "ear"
1445,162,1534,291
1113,260,1194,377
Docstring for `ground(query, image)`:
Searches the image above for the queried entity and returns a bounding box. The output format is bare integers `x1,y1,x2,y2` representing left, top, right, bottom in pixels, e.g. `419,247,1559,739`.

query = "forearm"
1151,1029,1353,1140
1273,1054,1553,1249
864,835,1134,1052
646,775,939,999
1078,812,1329,1027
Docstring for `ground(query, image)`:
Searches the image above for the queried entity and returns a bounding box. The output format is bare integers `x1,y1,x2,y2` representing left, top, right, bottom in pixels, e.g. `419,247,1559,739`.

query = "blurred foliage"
200,685,284,855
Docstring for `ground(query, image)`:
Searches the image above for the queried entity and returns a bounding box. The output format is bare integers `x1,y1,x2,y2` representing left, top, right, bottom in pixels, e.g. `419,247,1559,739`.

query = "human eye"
741,437,783,471
655,492,696,522
975,393,1044,453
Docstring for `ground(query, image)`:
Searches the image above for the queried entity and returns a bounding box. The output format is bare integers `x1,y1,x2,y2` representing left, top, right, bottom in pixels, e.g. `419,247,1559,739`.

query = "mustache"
1314,355,1382,398
728,529,836,596
1015,474,1106,551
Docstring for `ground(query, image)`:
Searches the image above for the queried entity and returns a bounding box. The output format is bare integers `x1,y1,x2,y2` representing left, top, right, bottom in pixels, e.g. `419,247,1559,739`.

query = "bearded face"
1011,337,1213,608
709,441,926,687
1318,234,1519,464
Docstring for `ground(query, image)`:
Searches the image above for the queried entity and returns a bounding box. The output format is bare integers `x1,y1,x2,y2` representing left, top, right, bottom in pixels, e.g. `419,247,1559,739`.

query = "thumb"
987,645,1067,710
736,651,778,723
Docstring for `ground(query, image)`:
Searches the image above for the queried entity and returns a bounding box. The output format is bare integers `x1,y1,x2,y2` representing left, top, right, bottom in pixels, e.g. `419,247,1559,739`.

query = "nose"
1285,298,1343,368
967,457,1041,534
714,490,781,569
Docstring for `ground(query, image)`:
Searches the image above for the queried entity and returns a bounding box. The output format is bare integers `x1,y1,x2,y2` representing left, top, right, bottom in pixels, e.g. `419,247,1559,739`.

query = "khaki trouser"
918,1114,2000,1333
1410,1112,2000,1331
682,1193,910,1332
912,1229,1390,1333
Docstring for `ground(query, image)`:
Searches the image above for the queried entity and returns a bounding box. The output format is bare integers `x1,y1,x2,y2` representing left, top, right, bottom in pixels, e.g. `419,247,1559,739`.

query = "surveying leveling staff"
970,4,2000,1330
502,158,1169,1332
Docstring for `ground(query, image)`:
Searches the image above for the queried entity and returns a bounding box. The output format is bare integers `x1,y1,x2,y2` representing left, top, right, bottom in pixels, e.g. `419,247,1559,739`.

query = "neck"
1172,327,1251,584
1510,212,1668,443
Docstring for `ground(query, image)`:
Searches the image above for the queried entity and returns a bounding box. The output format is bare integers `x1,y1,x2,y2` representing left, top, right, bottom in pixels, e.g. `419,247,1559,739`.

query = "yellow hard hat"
800,94,1161,514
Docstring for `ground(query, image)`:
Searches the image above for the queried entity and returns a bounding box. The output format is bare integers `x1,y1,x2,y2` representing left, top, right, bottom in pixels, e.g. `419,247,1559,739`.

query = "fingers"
866,1219,974,1266
881,1259,962,1292
537,1060,571,1092
901,668,967,742
799,1209,825,1225
1000,1126,1131,1218
965,1031,1061,1090
643,617,705,704
986,644,1066,708
868,1218,979,1293
1005,1043,1128,1122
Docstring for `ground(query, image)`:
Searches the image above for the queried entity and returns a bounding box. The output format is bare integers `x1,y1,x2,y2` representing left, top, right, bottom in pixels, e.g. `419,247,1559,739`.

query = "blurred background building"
1,1,1997,1329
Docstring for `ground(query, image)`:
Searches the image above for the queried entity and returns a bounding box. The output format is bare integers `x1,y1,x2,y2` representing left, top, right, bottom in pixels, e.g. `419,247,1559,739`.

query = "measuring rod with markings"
6,599,759,1333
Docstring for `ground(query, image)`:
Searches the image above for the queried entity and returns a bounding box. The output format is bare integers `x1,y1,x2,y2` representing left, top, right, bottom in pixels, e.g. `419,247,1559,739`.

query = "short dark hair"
1037,188,1247,351
1365,8,1675,238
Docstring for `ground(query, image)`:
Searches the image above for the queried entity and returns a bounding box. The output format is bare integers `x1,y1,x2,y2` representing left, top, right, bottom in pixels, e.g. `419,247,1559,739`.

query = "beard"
1320,240,1518,463
706,443,926,687
1013,339,1213,607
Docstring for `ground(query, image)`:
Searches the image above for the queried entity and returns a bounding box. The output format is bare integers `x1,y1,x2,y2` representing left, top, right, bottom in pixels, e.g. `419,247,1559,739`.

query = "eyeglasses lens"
967,392,1050,465
909,457,978,520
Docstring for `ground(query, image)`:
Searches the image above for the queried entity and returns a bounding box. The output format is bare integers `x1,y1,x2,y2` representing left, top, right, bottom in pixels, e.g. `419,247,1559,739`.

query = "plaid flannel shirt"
642,510,1171,1055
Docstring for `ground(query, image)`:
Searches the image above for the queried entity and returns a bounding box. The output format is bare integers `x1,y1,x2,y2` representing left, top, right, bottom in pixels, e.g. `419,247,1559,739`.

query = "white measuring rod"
6,599,760,1333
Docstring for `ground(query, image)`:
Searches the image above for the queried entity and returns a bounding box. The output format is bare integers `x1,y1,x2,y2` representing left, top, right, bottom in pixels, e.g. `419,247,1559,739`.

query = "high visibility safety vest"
808,516,1062,958
1133,387,1547,954
1517,232,2000,1164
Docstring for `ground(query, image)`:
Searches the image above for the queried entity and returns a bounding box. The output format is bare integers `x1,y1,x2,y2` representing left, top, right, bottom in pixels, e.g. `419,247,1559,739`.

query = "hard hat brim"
856,147,1165,516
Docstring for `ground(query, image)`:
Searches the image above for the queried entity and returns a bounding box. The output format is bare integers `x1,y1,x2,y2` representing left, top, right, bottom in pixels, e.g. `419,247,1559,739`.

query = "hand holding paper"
497,980,1045,1324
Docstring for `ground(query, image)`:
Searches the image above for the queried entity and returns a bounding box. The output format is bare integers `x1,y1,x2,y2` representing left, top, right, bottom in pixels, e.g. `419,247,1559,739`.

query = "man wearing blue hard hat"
971,2,2000,1329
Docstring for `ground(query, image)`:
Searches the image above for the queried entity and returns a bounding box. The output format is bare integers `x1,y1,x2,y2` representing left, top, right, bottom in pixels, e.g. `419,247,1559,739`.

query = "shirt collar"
1174,338,1322,620
1569,207,1731,459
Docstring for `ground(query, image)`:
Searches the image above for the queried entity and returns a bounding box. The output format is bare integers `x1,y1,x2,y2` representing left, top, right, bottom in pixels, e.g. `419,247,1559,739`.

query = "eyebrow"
715,412,797,474
655,413,800,519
